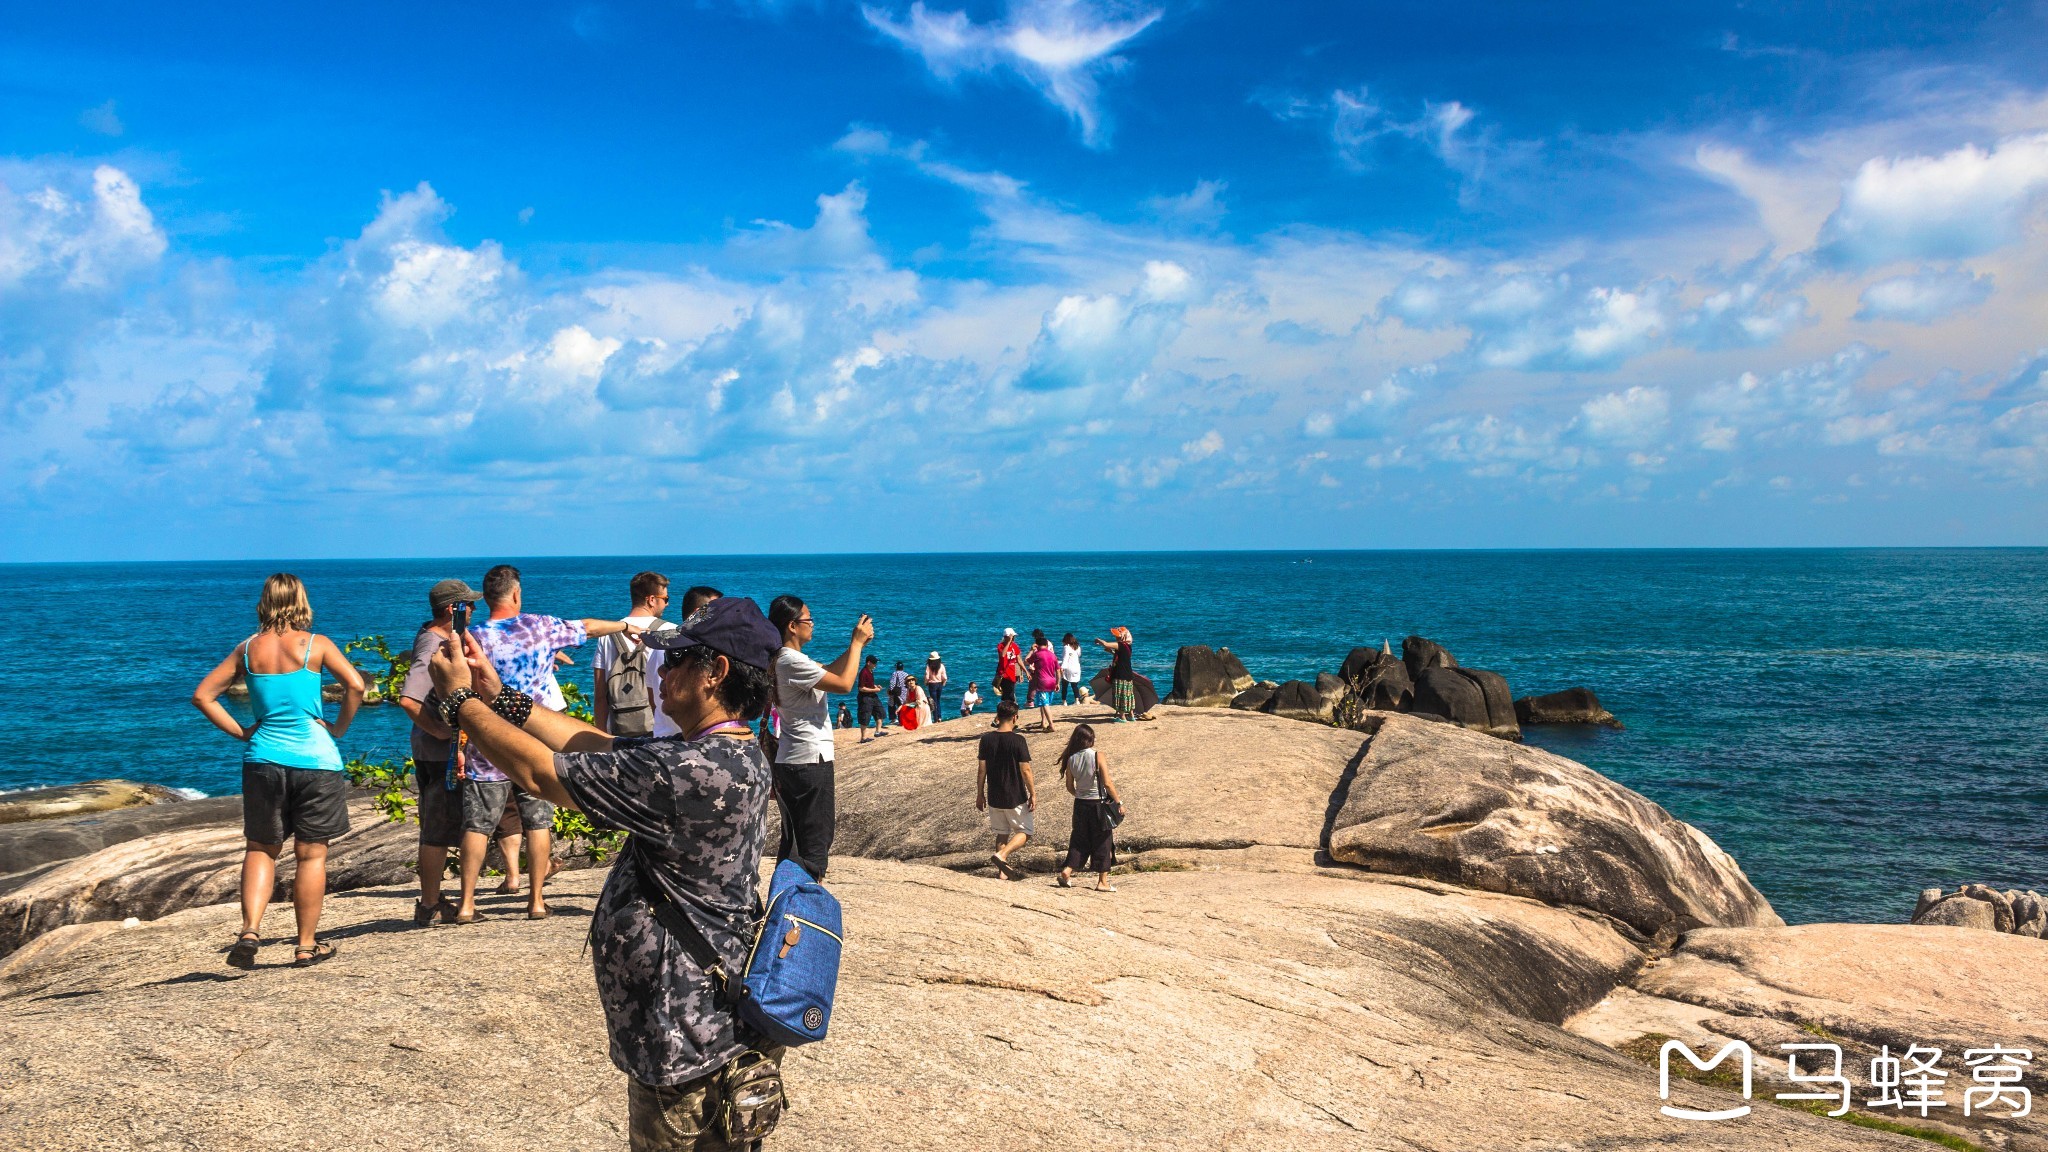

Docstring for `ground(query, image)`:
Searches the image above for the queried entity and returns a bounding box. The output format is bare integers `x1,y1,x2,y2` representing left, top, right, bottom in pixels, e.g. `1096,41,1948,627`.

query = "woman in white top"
1059,633,1084,704
1055,723,1122,892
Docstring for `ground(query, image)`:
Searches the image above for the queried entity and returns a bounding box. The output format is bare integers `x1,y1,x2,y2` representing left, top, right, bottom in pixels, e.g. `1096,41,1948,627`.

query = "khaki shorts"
987,803,1034,837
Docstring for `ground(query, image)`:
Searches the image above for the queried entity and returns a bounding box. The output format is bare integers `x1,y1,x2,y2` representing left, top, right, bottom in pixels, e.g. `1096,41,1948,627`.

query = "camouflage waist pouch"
717,1049,786,1144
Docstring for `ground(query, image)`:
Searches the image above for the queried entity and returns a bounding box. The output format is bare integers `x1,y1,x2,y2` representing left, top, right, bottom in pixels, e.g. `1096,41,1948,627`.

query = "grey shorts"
987,803,1034,838
460,779,554,835
242,761,351,845
414,760,462,848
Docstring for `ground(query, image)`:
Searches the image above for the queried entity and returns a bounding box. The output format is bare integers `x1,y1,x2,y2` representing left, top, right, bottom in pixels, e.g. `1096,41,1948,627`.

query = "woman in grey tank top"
1056,724,1122,891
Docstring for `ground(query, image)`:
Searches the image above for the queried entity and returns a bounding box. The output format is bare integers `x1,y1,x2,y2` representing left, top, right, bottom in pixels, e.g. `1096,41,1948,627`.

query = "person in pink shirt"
1027,629,1062,733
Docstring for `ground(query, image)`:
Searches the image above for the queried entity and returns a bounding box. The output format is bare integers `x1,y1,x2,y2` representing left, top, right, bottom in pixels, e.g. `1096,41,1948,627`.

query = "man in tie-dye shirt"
451,563,639,921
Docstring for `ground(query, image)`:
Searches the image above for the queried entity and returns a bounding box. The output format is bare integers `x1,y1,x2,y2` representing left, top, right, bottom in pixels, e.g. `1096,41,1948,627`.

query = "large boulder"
0,780,186,825
1401,635,1457,682
1228,683,1276,711
0,856,1896,1151
1164,645,1255,707
1515,688,1621,728
1911,883,2045,936
0,795,243,880
1259,675,1347,724
1339,648,1413,711
1411,666,1487,727
1327,714,1781,942
1453,668,1520,740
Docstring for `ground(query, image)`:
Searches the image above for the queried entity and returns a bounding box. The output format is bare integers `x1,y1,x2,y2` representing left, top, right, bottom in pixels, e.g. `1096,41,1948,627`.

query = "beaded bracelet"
489,687,534,728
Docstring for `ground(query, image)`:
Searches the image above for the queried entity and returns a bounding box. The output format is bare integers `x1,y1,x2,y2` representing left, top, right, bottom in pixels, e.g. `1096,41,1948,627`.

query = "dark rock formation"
1453,668,1520,740
0,797,242,883
1401,635,1457,682
1515,688,1621,728
1340,648,1413,711
1228,684,1276,711
1259,679,1333,723
1412,666,1487,728
1912,884,2045,937
1327,714,1782,942
1164,645,1255,707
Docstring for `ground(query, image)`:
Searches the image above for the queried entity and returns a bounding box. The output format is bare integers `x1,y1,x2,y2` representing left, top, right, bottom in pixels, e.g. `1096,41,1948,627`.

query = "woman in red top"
994,628,1024,707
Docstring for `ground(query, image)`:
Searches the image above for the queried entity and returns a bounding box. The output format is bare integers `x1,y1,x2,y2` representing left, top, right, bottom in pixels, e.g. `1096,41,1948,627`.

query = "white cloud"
1016,259,1192,391
1818,132,2048,268
1854,267,1994,324
1382,271,1671,371
1578,386,1670,445
863,0,1161,147
1143,179,1226,228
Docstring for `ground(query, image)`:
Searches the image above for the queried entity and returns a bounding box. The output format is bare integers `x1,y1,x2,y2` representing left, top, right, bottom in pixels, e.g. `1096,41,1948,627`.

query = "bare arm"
398,695,455,742
580,618,640,639
1021,759,1035,811
976,760,987,811
314,635,367,738
463,634,611,755
1093,637,1116,654
429,636,592,810
813,614,876,694
192,646,250,740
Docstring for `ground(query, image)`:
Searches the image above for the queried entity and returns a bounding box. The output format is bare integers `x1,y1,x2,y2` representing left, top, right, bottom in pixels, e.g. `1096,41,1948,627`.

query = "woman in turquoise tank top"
193,573,366,969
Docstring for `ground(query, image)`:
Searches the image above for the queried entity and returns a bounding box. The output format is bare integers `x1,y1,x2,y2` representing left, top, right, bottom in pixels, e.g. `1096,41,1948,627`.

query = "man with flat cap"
395,577,482,925
429,595,790,1150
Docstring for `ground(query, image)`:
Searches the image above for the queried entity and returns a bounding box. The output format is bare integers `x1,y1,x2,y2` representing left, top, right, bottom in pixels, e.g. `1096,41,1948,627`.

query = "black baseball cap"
641,596,781,671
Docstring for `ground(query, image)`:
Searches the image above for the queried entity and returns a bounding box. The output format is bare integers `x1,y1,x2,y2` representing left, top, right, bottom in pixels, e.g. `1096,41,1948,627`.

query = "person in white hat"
925,650,948,719
994,628,1024,708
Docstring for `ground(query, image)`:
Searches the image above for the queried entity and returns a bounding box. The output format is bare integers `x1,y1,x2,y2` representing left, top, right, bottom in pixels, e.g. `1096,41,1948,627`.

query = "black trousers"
1064,798,1116,874
773,761,836,881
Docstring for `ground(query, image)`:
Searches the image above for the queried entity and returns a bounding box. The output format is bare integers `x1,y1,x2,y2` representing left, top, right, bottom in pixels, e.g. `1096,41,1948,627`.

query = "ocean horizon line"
5,543,2047,569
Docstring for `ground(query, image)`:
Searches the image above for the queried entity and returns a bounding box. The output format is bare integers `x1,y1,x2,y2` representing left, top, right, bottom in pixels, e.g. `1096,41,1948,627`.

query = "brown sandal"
292,941,337,967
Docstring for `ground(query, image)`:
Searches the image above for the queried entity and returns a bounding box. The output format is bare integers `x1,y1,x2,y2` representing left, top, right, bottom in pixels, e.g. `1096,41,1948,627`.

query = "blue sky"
3,1,2046,559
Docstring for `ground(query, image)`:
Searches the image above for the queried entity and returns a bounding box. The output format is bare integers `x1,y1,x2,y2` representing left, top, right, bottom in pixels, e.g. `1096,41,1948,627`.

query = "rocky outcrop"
1259,674,1346,724
1515,686,1621,728
0,856,1898,1152
0,780,186,825
1164,645,1255,707
1912,883,2046,936
1401,634,1457,681
1409,668,1521,740
0,795,242,880
1227,682,1276,711
1573,922,2048,1150
1339,647,1412,711
1327,714,1779,942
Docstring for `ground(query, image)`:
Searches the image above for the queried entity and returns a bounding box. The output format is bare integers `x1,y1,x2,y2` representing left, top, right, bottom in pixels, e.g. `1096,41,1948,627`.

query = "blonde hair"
256,573,313,633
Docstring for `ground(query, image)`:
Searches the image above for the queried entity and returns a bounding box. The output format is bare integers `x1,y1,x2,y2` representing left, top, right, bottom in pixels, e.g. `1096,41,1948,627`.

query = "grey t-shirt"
401,626,451,762
773,647,832,765
1066,747,1102,800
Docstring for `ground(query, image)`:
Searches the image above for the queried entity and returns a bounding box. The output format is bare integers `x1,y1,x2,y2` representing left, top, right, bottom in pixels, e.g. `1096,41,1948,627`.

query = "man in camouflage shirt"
431,595,786,1151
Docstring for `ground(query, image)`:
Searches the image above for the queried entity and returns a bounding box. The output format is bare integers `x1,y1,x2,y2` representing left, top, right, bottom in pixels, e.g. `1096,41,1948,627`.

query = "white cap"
1003,627,1016,637
929,651,941,660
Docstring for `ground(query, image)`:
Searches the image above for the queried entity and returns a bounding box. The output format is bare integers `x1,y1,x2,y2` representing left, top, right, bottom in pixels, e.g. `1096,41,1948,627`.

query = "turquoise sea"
2,549,2042,925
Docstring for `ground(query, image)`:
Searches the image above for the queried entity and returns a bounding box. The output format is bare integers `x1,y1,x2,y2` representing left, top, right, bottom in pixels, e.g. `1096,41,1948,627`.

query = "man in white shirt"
594,579,721,738
766,594,874,880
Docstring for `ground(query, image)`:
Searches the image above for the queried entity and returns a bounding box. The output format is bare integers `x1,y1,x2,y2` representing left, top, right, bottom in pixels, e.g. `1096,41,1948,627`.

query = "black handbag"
1101,794,1125,829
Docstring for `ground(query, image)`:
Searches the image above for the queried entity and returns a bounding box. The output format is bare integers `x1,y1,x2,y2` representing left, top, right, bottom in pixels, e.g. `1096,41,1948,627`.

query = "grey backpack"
605,637,654,737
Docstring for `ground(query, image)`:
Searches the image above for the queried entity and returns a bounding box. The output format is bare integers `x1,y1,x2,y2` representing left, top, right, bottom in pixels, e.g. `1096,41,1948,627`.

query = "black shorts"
242,761,352,845
460,779,554,836
414,760,462,848
857,694,883,724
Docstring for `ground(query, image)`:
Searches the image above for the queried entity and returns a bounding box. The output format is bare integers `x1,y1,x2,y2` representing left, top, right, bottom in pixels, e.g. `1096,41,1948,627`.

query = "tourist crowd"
189,567,1150,1151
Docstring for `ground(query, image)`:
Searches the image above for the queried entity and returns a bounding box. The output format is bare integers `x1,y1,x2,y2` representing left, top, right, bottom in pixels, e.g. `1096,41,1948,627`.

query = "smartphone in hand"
452,604,471,633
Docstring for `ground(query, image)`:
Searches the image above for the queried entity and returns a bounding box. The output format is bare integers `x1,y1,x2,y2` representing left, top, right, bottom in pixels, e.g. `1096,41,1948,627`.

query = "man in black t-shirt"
976,701,1034,880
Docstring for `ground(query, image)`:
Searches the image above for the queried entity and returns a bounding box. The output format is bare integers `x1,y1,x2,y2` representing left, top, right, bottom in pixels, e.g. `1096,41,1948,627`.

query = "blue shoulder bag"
635,849,844,1048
